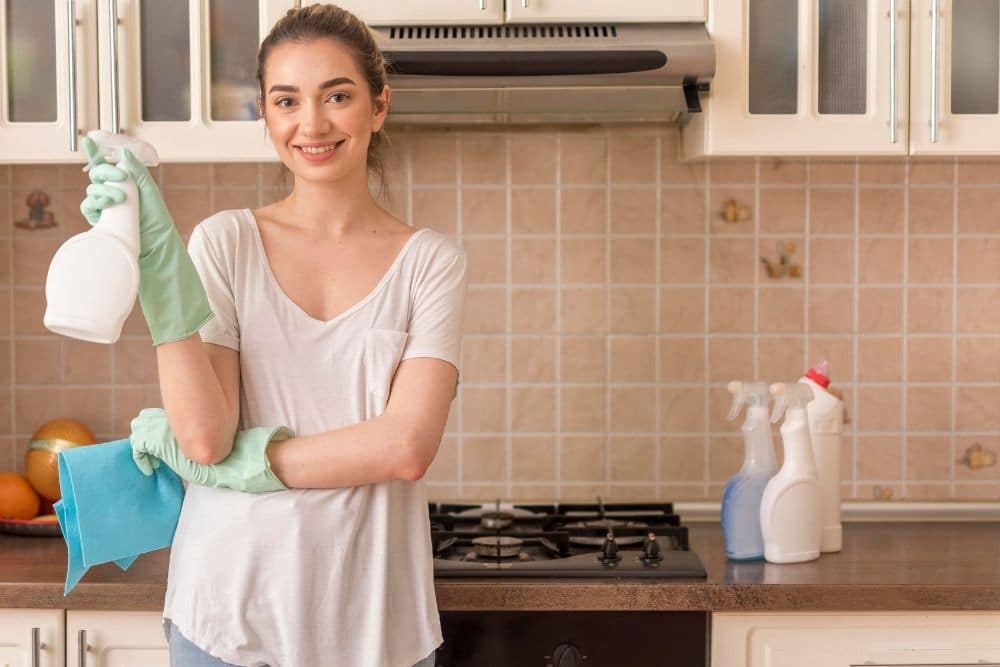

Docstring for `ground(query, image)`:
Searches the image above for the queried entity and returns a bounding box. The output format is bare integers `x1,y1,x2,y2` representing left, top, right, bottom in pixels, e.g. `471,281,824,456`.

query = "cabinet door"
910,0,1000,153
713,612,1000,667
683,0,909,157
506,0,705,23
0,609,65,667
308,1,503,25
97,0,290,162
0,0,99,163
66,611,168,667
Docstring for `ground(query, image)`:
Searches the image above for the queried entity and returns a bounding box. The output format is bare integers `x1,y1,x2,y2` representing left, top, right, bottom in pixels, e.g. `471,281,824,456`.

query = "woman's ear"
372,85,391,132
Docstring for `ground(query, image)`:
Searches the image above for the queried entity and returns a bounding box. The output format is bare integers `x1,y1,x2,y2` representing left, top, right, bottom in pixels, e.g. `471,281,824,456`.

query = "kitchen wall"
2,125,998,502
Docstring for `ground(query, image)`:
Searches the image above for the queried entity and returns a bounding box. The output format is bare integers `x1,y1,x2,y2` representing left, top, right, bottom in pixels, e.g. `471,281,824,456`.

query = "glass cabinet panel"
139,0,190,121
951,0,999,114
748,0,798,114
209,0,261,121
6,0,57,122
818,0,867,114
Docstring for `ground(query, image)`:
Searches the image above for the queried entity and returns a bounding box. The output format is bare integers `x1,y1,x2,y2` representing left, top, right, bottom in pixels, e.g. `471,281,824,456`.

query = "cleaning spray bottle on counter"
720,381,778,561
759,382,822,564
43,130,160,344
799,361,844,553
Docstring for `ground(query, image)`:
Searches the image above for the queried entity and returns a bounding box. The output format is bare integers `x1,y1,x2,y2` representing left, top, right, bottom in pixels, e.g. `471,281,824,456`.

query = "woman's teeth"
298,143,339,154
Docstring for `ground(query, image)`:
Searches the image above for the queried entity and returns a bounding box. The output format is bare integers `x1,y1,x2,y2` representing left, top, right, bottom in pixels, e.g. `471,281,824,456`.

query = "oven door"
436,610,708,666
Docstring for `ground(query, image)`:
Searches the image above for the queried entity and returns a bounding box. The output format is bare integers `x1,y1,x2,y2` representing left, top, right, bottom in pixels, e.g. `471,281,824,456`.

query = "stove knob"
600,531,620,564
551,642,584,667
641,532,662,562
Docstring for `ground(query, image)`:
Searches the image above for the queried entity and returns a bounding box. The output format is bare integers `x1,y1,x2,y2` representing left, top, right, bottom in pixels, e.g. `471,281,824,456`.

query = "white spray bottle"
799,361,844,553
759,382,822,564
721,381,778,561
43,130,160,344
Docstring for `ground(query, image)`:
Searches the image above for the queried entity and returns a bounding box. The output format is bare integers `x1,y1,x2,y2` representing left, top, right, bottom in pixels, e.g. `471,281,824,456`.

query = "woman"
80,5,465,666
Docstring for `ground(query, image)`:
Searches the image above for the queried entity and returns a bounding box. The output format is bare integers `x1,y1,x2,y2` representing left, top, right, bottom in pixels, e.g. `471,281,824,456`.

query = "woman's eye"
329,92,350,103
274,98,294,108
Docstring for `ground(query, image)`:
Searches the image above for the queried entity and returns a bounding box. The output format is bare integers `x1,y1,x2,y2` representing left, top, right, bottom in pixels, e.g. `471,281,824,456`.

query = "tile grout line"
950,156,959,498
702,157,710,499
454,132,464,499
505,133,513,499
604,127,612,498
852,158,860,497
7,165,14,469
901,157,910,496
654,127,662,499
554,131,563,501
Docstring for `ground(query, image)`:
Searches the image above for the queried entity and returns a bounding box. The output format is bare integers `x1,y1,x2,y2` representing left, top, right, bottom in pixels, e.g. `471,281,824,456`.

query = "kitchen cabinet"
910,0,1000,153
712,612,1000,666
1,0,289,164
0,609,64,667
66,611,168,667
683,0,910,157
332,0,702,25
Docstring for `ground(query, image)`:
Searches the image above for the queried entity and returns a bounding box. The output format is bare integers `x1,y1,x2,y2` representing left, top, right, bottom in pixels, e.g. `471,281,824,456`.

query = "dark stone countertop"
3,522,1000,612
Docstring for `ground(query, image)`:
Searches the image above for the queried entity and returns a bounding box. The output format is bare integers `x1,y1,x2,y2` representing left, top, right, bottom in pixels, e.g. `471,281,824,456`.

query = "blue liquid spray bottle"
721,381,778,561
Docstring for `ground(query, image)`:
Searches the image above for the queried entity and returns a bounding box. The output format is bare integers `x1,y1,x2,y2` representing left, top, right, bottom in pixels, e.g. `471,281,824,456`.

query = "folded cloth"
54,438,184,595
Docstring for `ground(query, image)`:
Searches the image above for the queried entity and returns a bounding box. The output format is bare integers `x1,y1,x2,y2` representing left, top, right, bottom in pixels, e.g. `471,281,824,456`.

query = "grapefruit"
0,472,41,520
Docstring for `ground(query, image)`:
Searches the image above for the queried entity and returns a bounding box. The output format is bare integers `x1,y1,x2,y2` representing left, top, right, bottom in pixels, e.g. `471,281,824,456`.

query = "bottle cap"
805,360,831,388
83,130,160,172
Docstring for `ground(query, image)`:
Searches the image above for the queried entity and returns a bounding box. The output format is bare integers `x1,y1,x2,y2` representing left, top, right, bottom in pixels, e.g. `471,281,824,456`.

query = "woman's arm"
157,337,240,465
266,357,458,487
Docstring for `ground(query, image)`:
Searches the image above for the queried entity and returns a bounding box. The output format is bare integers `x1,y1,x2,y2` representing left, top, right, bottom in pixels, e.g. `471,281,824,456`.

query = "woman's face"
260,38,389,185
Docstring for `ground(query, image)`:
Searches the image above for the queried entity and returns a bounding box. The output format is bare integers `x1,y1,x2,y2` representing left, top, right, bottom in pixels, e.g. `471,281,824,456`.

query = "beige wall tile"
662,187,706,235
810,161,856,185
908,287,952,333
610,237,656,283
906,387,952,433
462,435,507,481
511,386,556,432
859,188,904,233
15,339,60,384
707,386,733,434
760,188,806,234
709,187,754,236
957,188,1000,233
610,187,655,234
560,287,606,333
907,337,952,382
856,386,903,431
661,130,706,186
956,287,1000,333
809,188,855,234
710,287,754,333
13,237,61,286
957,238,1000,283
660,337,705,383
858,238,904,283
511,336,555,383
709,159,756,185
15,387,67,435
955,337,1000,382
560,337,606,383
758,336,805,381
859,161,905,185
908,188,954,234
955,436,1000,481
511,134,556,185
661,386,705,432
958,160,1000,185
610,436,655,481
463,237,506,284
212,163,259,187
412,188,457,233
561,237,605,284
905,436,951,480
13,165,60,189
953,484,1000,500
112,385,162,434
611,336,656,382
660,436,705,482
462,337,506,383
561,187,605,234
561,436,606,481
559,386,606,432
609,387,655,432
460,134,506,184
461,188,506,235
857,337,903,382
760,159,806,185
13,288,45,335
858,287,903,332
709,238,756,283
62,340,112,384
411,134,457,185
511,188,556,234
425,435,458,483
708,337,754,382
708,435,743,482
63,387,113,436
511,238,556,284
909,237,953,284
560,130,607,185
463,286,506,333
808,336,855,382
662,237,705,283
212,189,258,214
461,387,507,432
857,435,903,479
511,436,555,482
909,160,955,185
955,386,1000,431
511,287,555,333
610,130,656,184
609,287,656,333
758,287,805,333
661,286,706,333
809,237,855,283
809,287,855,333
159,163,210,188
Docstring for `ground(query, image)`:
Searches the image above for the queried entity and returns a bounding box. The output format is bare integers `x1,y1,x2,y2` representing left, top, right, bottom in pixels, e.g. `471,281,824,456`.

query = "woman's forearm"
156,335,237,464
266,414,414,488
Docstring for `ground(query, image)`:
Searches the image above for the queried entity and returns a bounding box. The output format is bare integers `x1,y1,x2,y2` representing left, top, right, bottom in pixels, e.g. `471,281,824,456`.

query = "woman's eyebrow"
268,77,357,94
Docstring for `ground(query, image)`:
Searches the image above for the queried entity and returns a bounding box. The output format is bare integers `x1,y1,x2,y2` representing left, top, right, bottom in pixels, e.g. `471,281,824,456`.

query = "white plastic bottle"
759,382,822,564
799,361,844,553
720,381,777,561
43,131,159,344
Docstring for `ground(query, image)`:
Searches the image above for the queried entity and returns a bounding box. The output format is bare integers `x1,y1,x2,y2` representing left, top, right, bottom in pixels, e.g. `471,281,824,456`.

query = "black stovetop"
428,500,707,578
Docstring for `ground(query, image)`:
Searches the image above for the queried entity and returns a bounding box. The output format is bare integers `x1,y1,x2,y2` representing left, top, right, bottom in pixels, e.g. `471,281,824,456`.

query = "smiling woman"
131,4,468,667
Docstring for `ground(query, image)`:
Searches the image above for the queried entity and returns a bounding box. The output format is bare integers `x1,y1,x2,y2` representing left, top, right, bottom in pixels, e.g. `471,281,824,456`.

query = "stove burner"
472,535,523,558
565,518,650,546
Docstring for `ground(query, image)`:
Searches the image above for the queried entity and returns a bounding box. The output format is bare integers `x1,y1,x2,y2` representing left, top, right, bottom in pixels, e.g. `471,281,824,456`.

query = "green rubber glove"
129,408,293,493
80,137,213,345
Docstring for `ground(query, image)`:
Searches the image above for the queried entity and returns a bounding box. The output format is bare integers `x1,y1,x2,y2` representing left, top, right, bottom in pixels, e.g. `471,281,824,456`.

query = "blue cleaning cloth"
54,438,184,595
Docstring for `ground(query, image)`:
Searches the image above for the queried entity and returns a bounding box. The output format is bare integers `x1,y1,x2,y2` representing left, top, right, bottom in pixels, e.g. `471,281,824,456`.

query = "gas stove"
428,499,706,579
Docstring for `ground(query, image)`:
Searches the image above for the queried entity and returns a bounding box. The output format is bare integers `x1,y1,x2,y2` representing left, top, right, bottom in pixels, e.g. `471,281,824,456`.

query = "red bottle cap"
805,366,830,388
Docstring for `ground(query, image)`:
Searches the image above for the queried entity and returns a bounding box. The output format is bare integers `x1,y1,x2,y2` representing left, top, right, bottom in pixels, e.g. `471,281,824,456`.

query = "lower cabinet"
66,611,169,667
713,612,1000,667
0,609,65,667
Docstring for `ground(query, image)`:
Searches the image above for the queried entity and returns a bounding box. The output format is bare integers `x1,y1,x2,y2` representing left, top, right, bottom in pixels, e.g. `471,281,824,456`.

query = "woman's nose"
301,101,332,136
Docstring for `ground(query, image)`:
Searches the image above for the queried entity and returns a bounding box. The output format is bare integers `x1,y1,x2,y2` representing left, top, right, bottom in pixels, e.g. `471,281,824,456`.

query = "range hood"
373,23,715,124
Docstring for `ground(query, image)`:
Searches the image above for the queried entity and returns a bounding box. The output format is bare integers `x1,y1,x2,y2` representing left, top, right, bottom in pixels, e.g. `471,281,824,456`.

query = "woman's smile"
293,139,346,162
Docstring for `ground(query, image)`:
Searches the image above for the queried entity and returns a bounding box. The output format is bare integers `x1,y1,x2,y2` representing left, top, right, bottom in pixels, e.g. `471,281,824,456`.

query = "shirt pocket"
364,327,409,418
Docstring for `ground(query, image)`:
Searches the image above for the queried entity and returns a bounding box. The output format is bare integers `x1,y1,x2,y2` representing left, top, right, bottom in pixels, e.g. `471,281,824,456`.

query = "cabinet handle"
31,627,40,667
479,0,486,9
888,0,898,143
930,0,940,142
107,0,120,134
66,0,79,152
78,629,87,667
522,0,529,7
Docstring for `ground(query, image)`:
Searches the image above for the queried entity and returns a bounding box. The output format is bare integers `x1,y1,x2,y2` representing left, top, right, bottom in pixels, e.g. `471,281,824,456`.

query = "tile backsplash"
2,126,999,502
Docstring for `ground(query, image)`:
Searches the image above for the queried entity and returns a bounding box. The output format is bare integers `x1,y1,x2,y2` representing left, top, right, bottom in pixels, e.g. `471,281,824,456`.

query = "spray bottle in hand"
759,382,823,564
721,381,778,561
44,131,160,344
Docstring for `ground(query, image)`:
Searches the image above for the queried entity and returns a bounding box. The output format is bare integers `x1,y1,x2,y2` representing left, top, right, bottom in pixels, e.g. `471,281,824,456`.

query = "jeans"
164,619,438,667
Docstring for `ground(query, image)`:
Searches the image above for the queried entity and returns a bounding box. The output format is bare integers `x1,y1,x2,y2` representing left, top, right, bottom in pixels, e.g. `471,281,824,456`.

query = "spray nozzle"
769,382,815,423
82,130,160,173
726,380,770,421
804,359,832,388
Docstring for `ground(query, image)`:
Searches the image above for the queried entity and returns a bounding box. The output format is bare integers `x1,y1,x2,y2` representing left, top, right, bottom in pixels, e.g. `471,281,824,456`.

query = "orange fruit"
25,418,96,501
0,472,41,520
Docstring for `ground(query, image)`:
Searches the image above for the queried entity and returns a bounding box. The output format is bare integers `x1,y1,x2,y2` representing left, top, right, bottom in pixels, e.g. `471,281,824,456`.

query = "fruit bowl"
0,514,60,537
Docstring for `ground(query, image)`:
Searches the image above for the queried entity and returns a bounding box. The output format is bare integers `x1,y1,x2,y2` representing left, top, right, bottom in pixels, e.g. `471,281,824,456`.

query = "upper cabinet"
1,0,99,162
683,0,910,157
684,0,1000,157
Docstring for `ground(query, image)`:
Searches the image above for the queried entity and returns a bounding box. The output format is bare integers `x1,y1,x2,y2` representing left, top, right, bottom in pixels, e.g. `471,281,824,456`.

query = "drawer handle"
78,629,88,667
31,627,44,667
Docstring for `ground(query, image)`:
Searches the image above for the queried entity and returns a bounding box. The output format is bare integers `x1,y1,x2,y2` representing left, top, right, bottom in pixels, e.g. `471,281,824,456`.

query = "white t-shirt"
163,208,467,667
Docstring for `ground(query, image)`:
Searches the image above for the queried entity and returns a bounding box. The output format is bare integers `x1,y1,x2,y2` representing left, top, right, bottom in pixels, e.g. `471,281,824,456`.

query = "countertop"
3,522,1000,612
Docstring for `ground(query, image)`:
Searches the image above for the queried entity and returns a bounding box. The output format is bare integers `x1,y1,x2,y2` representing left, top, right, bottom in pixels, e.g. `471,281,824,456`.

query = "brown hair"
256,4,391,195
